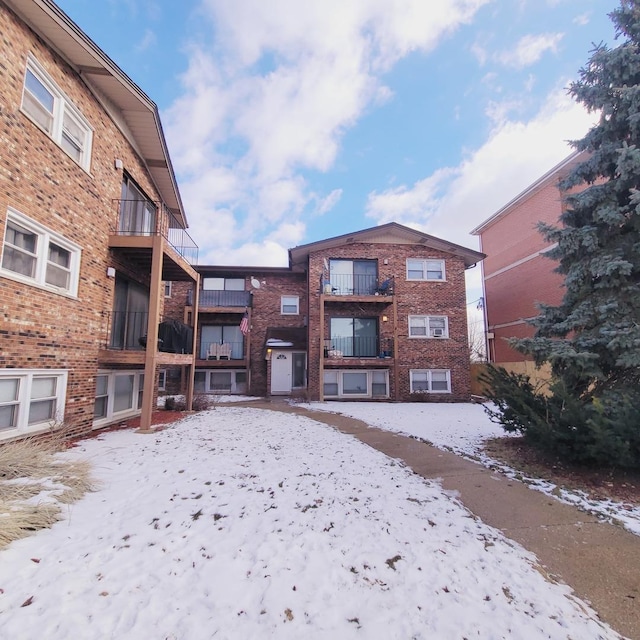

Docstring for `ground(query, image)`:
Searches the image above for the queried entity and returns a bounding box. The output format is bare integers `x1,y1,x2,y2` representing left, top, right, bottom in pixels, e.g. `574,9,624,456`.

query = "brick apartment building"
471,152,585,379
166,223,484,402
0,0,199,441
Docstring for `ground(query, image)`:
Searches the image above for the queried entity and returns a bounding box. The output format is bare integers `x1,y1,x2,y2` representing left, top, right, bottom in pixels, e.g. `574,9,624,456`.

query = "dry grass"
0,434,95,549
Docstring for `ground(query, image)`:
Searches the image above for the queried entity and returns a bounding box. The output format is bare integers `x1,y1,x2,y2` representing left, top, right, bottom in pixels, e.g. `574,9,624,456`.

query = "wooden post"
393,294,399,401
319,294,325,401
185,273,199,411
139,235,164,432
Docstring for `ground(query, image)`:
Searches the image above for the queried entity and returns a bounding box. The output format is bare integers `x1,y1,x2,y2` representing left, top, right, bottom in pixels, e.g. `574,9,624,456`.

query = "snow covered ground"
303,401,640,537
0,404,626,639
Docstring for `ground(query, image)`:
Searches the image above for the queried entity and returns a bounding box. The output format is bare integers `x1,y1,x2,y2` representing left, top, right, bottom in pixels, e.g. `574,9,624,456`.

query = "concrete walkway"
234,400,640,640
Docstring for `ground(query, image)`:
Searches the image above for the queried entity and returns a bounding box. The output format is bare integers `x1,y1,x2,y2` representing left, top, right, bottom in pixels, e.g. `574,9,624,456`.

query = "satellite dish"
251,277,261,289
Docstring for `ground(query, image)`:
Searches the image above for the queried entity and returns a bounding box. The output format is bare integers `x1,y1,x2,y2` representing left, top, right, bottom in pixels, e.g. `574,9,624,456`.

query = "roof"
470,151,586,236
264,327,307,351
289,222,484,269
5,0,187,226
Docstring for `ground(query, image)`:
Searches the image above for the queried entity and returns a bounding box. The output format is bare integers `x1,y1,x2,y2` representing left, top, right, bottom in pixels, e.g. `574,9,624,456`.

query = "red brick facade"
177,225,482,402
0,2,197,440
472,154,582,365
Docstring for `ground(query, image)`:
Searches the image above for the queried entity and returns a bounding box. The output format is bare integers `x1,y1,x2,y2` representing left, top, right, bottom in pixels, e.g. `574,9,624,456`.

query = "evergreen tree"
484,0,640,467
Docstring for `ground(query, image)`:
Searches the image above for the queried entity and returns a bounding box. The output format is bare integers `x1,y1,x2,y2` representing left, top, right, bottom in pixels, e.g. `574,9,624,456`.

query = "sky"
54,0,619,303
0,401,628,639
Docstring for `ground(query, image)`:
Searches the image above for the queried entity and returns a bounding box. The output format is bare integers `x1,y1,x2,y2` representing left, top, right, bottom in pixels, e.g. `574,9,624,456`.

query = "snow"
0,403,625,639
303,401,640,537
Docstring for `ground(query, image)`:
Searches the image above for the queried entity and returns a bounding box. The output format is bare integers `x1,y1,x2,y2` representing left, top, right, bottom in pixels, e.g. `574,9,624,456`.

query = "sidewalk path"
235,400,640,640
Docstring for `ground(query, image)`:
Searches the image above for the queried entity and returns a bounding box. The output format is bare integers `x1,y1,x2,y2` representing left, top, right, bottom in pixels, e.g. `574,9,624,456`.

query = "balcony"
188,289,252,309
322,275,394,298
99,311,194,365
198,340,245,361
110,200,199,280
324,337,394,359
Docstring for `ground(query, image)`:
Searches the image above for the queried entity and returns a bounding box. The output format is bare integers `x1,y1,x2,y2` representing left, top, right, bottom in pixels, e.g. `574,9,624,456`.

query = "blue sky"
55,0,617,305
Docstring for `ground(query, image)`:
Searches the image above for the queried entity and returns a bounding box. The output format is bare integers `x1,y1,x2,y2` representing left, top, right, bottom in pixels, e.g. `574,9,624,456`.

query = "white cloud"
165,0,491,266
497,32,564,69
135,28,156,52
364,87,597,252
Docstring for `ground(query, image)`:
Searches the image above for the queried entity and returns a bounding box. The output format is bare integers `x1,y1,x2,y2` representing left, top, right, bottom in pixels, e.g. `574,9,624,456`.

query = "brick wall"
0,5,168,438
307,243,472,402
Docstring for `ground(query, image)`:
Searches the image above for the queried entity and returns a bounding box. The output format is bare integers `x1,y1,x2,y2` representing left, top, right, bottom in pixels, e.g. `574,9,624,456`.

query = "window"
93,370,145,426
21,57,93,170
329,259,377,295
119,176,156,235
0,370,67,439
164,282,172,298
158,370,167,391
410,370,451,394
323,369,389,398
110,277,149,349
406,259,445,281
281,295,299,315
1,209,81,296
194,370,247,394
200,325,244,360
330,317,377,357
202,277,245,291
408,315,449,338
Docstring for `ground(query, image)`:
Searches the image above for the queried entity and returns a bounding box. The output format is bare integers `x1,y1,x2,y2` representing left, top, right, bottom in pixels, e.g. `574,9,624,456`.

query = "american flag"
240,311,250,336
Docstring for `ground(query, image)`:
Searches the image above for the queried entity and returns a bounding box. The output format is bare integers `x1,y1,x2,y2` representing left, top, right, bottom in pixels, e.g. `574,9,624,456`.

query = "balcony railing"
188,289,252,308
114,199,199,265
106,311,148,350
199,341,245,360
323,275,394,296
324,337,394,358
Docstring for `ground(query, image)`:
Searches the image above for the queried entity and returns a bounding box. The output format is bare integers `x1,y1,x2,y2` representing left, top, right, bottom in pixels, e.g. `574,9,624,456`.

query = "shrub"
482,365,640,468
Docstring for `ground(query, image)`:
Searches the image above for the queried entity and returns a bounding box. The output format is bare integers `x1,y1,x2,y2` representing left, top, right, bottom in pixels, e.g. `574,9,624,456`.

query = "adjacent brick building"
167,223,484,402
0,0,198,441
471,152,584,378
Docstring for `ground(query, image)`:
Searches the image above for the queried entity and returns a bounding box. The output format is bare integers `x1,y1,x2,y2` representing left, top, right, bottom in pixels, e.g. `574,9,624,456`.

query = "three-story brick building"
168,223,483,402
0,0,198,441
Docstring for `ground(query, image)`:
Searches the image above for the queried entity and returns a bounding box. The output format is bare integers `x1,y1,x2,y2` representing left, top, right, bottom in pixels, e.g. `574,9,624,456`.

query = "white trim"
323,369,389,399
406,258,446,281
92,370,145,428
409,369,451,394
280,295,300,315
408,315,449,338
21,55,93,171
0,369,68,440
1,208,82,297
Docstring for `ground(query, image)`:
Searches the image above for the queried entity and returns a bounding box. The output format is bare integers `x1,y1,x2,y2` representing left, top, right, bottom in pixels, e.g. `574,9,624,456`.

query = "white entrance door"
271,350,292,394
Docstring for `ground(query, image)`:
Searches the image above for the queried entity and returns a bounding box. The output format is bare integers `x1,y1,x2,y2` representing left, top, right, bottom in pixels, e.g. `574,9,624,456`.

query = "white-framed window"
21,56,93,171
281,295,299,315
158,369,167,391
0,369,68,439
406,259,445,281
410,369,451,394
408,315,449,338
164,282,172,298
323,369,389,399
1,208,81,296
194,370,247,395
93,370,145,427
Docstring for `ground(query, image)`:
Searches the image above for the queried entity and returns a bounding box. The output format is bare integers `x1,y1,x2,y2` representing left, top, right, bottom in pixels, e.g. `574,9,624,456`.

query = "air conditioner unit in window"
432,328,445,337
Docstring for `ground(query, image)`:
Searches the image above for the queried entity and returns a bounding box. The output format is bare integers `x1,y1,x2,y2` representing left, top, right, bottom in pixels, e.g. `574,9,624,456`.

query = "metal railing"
199,340,245,360
106,311,149,350
324,337,394,358
189,289,252,308
322,275,394,296
114,199,199,264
